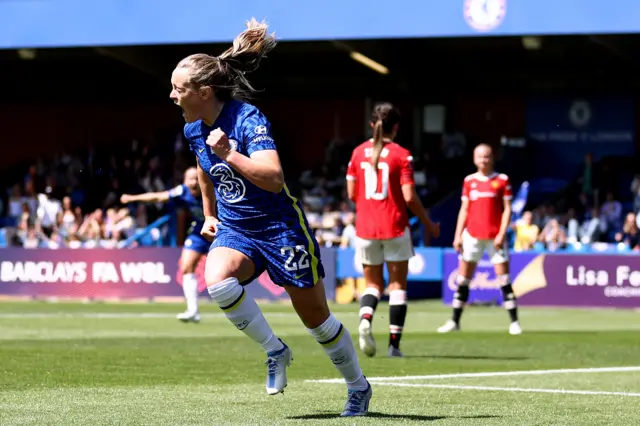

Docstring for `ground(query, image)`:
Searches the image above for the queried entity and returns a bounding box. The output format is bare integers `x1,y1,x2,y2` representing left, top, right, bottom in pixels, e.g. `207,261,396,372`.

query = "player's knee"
207,277,243,306
181,264,197,275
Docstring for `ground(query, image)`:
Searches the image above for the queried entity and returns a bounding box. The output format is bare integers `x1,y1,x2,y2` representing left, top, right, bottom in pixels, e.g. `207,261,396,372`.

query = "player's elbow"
402,185,417,205
270,172,285,193
403,192,417,206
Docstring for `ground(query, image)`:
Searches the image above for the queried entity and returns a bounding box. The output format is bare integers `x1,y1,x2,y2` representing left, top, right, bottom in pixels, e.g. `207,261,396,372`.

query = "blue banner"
337,248,443,281
3,0,640,48
510,181,529,222
527,96,636,178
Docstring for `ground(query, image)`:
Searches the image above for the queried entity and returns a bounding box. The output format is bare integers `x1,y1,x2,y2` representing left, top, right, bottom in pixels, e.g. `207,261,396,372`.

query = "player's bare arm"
197,158,219,241
120,191,170,204
207,127,284,193
346,178,356,202
453,198,469,252
401,184,440,238
197,158,217,217
495,198,512,249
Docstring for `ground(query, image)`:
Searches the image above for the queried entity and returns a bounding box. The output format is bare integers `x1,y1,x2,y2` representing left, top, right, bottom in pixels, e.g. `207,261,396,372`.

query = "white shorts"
355,228,414,266
461,229,509,264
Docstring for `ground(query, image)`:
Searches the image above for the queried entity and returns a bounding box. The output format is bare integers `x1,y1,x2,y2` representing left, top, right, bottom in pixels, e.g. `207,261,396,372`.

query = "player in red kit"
347,102,440,357
437,143,522,335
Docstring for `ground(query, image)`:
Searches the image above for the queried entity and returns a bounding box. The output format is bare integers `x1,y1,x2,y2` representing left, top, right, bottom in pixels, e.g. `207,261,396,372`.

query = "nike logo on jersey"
199,148,205,153
294,272,307,280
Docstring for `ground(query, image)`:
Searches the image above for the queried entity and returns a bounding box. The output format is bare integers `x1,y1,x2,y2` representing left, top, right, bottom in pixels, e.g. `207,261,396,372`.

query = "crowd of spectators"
0,135,189,248
0,130,444,250
4,130,638,254
511,154,640,253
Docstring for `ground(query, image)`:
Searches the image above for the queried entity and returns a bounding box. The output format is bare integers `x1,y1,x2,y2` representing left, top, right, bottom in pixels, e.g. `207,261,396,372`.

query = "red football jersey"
346,140,415,239
462,172,513,239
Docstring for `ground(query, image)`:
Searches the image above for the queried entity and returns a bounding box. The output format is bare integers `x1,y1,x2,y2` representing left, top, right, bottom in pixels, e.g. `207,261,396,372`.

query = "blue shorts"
210,224,325,288
184,232,210,255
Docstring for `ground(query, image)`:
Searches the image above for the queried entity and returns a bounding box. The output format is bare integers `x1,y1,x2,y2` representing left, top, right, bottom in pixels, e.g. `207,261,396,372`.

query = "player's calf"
358,287,380,357
208,277,291,394
208,277,285,353
438,276,469,333
388,289,407,355
308,314,370,393
499,276,522,334
180,272,200,317
359,287,380,323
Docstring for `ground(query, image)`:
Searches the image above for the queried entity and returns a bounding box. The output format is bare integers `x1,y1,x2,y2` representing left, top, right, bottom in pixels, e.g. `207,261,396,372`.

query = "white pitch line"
372,382,640,397
0,312,300,319
306,366,640,384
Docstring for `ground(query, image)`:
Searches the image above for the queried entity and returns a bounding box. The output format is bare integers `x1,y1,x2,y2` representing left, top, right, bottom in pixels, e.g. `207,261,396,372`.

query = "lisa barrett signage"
442,250,640,308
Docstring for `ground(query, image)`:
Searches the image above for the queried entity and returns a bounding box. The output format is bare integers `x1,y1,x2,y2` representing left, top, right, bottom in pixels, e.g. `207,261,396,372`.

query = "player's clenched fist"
453,236,463,253
206,128,232,160
201,216,220,241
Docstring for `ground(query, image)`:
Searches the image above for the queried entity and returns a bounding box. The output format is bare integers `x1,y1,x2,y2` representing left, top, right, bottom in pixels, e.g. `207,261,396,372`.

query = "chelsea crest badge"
463,0,507,32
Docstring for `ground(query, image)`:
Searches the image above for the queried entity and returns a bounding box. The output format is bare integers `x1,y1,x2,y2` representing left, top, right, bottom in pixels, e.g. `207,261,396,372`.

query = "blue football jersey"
167,184,205,234
183,100,312,237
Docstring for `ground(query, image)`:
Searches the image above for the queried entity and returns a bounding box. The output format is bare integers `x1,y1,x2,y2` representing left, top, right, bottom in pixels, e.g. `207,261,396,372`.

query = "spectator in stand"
630,173,640,213
615,212,640,251
59,196,77,239
538,218,566,251
36,186,63,238
513,211,539,252
578,207,604,245
600,192,622,238
578,152,594,203
340,212,357,249
564,208,580,245
7,184,25,224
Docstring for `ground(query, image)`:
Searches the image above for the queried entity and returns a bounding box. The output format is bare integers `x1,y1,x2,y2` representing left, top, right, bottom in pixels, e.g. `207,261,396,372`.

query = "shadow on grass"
288,412,501,421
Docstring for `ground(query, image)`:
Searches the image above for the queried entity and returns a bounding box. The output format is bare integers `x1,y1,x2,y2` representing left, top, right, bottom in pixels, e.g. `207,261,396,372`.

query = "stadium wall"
1,247,639,308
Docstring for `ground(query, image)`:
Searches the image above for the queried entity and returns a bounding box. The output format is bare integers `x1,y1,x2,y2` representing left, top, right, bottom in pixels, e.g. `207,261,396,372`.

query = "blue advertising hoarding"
2,0,640,49
526,96,636,179
337,247,443,281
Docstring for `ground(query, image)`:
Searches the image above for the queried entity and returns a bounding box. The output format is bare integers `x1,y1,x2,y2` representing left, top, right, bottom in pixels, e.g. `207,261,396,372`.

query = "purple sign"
0,247,336,301
442,250,640,308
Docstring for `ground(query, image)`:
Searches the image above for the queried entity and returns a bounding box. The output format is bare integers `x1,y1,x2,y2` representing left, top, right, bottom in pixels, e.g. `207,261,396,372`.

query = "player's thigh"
355,236,385,267
381,228,414,263
386,261,409,291
262,231,329,328
363,264,385,294
286,277,331,329
205,228,259,286
264,231,325,289
487,244,510,272
461,230,484,264
179,248,202,274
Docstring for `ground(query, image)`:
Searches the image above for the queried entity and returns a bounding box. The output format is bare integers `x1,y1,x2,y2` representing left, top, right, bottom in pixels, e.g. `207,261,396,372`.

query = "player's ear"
393,124,399,134
199,86,213,100
369,122,375,129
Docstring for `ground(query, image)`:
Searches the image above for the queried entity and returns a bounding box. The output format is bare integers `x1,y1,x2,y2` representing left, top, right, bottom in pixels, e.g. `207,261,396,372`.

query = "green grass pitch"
1,300,639,425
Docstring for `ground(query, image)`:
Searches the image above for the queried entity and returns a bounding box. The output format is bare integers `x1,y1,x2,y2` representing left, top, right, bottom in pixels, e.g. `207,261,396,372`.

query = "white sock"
308,314,368,391
208,277,284,354
182,273,199,315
